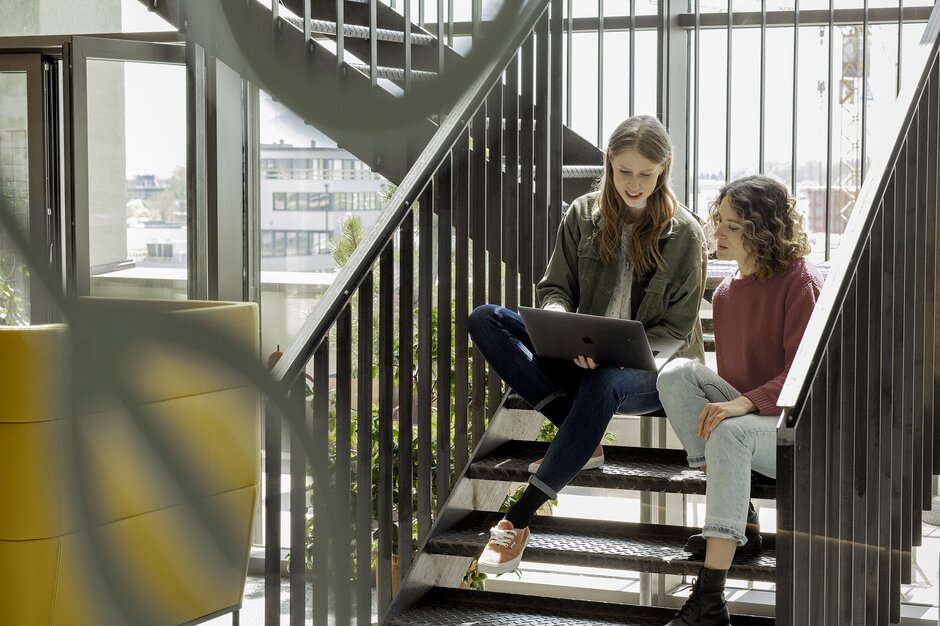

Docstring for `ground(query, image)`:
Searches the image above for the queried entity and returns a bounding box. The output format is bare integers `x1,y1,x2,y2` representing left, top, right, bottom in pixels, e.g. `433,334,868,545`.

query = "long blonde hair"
596,115,677,275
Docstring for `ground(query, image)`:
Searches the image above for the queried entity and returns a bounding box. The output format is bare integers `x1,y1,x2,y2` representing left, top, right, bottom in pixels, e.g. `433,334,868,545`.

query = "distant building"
126,174,167,201
260,141,387,272
798,186,856,236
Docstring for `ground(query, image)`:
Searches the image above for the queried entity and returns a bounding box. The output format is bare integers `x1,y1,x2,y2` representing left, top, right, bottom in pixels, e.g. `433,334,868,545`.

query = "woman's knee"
584,366,655,397
656,358,697,395
467,303,501,336
704,420,748,459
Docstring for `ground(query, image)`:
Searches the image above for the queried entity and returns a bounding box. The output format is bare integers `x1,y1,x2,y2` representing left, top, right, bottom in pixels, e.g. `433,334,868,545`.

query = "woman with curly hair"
657,175,823,626
467,115,707,575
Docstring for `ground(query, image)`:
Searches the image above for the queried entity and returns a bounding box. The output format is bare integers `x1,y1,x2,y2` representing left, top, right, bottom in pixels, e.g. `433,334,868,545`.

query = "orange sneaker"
476,519,530,575
527,444,604,474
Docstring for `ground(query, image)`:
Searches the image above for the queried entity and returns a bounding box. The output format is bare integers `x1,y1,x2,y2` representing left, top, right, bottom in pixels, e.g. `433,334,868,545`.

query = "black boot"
684,501,762,558
666,566,731,626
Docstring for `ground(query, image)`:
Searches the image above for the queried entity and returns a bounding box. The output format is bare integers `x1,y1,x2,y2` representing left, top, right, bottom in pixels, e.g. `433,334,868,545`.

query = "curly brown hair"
596,115,677,275
706,175,811,280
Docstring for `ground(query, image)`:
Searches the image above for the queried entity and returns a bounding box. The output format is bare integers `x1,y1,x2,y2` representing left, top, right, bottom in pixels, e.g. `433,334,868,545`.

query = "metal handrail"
271,0,550,387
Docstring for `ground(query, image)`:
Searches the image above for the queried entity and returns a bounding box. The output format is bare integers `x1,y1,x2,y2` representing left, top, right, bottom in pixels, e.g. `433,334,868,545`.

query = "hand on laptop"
572,355,599,369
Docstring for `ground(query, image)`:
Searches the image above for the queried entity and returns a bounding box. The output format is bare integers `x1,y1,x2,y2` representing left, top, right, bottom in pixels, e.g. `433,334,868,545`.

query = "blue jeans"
467,304,662,497
657,358,778,545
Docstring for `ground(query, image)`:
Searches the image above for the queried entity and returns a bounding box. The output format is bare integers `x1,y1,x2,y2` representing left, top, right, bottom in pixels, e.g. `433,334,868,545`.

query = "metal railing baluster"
470,108,487,447
356,276,374,626
486,85,503,418
725,0,732,183
398,214,415,576
377,244,395,618
263,397,281,626
520,34,535,307
404,0,412,91
312,342,331,625
597,0,604,147
504,53,520,310
416,185,434,544
289,376,306,626
370,0,378,86
436,159,453,507
453,133,471,475
334,307,353,626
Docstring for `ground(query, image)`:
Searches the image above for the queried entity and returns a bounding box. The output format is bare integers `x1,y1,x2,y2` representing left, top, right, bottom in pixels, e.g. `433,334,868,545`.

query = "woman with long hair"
467,115,707,575
658,175,823,626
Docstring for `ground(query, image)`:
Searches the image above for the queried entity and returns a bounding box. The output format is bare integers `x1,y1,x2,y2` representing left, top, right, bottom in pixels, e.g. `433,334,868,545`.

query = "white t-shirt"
604,224,634,320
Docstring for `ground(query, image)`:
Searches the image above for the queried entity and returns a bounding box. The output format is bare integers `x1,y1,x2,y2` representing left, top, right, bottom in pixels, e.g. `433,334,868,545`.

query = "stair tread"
468,441,776,499
430,511,776,581
389,587,776,625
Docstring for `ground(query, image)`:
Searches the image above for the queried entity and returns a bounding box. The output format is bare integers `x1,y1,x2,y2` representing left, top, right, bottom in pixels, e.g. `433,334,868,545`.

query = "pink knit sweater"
712,257,824,415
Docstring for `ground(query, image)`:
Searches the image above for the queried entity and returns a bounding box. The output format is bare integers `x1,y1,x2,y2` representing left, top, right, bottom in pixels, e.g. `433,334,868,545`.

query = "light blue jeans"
657,358,778,545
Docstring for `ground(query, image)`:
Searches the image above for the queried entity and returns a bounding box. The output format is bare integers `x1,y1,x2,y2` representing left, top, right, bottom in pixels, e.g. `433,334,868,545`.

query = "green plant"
0,258,28,326
536,419,616,445
462,559,487,590
329,215,365,269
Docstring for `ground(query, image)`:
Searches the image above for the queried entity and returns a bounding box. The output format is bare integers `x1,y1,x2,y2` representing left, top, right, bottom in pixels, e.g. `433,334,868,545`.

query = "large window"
261,229,331,257
272,191,381,211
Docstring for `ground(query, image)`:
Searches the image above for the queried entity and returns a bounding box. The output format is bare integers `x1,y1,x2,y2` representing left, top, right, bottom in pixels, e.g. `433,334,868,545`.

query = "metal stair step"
562,164,605,179
704,333,716,351
468,441,777,499
429,510,777,582
388,587,776,626
349,63,438,81
280,14,436,45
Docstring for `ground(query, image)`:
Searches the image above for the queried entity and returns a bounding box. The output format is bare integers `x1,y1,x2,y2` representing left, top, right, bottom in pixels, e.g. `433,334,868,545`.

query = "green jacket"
536,192,707,362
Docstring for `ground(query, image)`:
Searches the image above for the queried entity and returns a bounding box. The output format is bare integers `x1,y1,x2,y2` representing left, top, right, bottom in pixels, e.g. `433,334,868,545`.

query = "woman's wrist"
736,395,757,414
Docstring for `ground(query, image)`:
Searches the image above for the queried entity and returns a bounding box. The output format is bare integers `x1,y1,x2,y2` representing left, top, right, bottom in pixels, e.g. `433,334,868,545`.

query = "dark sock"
539,396,572,427
503,484,550,529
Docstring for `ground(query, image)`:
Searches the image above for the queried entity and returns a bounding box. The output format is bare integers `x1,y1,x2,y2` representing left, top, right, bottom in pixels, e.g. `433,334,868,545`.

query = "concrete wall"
0,0,121,36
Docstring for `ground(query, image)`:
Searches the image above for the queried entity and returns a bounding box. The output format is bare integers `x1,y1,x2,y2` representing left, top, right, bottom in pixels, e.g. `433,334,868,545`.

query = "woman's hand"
572,355,598,369
695,395,757,441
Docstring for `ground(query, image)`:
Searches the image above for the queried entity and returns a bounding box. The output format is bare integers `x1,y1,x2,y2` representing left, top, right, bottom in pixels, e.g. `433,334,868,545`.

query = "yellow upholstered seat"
0,299,261,626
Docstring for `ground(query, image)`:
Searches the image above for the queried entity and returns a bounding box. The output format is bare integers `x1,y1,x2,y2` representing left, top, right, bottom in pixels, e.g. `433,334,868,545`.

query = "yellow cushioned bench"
0,299,261,625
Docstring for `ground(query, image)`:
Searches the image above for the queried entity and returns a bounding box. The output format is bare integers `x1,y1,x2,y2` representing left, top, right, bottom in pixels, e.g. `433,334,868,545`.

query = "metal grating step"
348,63,438,81
291,17,436,45
389,587,776,626
562,164,605,179
428,511,776,582
468,441,777,499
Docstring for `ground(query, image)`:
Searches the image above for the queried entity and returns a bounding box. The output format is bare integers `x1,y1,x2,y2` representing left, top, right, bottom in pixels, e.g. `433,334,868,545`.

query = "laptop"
518,306,683,372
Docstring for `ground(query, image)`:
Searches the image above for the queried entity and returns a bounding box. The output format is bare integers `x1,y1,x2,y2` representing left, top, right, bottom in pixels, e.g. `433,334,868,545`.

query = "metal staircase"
137,1,940,624
145,0,603,198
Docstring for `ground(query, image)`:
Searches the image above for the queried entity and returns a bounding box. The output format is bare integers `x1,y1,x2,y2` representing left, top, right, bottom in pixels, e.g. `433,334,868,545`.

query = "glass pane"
795,25,831,263
634,0,661,16
695,28,729,213
86,59,187,299
259,89,390,355
569,32,600,147
0,71,30,324
764,27,796,187
633,30,658,117
830,25,865,245
729,28,760,179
